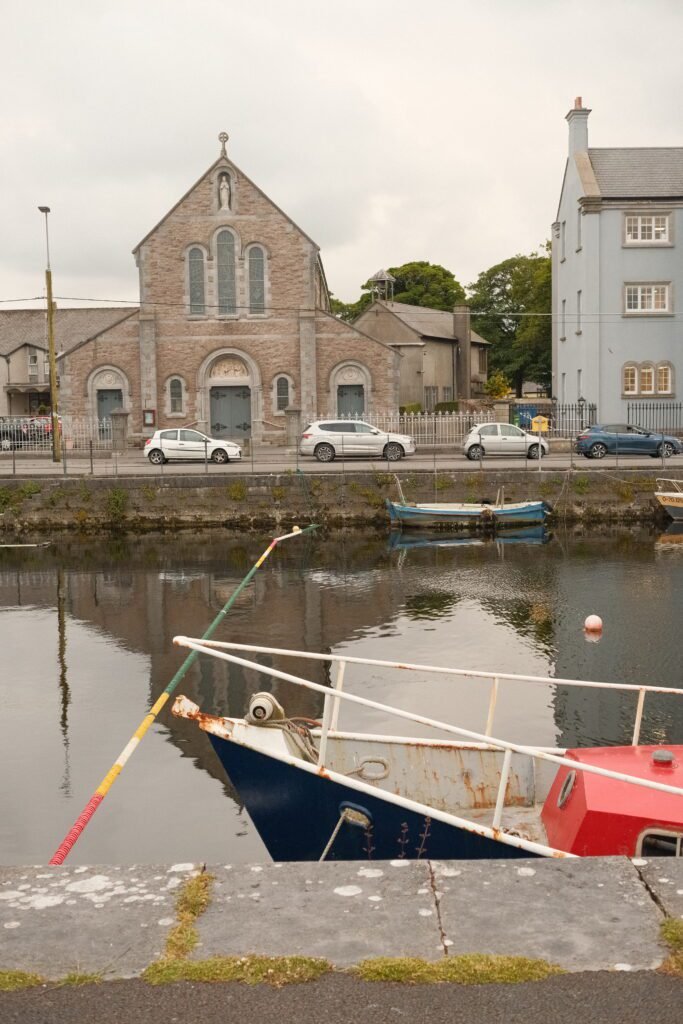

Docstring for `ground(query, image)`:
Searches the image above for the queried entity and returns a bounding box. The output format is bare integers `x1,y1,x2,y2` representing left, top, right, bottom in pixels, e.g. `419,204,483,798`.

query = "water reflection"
0,525,681,865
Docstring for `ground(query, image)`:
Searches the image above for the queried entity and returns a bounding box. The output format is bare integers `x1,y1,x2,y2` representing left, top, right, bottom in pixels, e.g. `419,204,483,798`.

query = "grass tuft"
0,970,44,991
55,972,102,987
660,918,683,977
355,955,565,985
164,872,214,960
143,954,331,987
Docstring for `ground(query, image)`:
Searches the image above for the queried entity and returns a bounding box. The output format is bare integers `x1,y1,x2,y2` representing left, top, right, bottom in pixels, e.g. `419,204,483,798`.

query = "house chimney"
453,304,471,400
566,96,591,155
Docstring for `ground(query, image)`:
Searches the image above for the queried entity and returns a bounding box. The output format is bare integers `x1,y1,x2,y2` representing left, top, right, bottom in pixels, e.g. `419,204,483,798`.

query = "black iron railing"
627,402,683,434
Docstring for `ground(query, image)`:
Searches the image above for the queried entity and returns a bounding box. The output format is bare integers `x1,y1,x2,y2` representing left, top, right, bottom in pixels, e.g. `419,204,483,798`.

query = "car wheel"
658,442,675,459
211,448,229,464
148,448,166,465
314,442,335,463
527,444,543,459
589,443,607,459
0,438,12,451
466,444,484,461
383,442,404,461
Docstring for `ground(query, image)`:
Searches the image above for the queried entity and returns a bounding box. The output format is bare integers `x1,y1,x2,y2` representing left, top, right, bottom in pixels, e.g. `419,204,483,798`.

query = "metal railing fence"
511,403,598,439
627,402,683,434
322,410,497,446
0,415,113,454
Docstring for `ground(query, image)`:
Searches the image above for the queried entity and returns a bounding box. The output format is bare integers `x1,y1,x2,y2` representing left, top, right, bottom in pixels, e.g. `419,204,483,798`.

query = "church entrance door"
97,389,123,422
210,386,251,440
337,384,365,417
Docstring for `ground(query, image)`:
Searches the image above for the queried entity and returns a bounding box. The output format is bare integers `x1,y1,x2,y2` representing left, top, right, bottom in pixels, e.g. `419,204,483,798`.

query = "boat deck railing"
656,478,683,493
173,638,683,852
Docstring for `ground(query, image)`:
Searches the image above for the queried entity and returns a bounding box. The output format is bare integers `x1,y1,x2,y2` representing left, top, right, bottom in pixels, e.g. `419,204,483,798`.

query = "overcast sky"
2,0,682,309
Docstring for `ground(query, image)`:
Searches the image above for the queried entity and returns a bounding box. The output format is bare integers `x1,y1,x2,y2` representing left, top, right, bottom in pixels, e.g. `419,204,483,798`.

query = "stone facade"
59,140,400,441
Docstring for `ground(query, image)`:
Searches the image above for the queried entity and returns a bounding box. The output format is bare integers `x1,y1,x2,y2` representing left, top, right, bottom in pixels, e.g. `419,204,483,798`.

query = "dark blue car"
575,423,683,459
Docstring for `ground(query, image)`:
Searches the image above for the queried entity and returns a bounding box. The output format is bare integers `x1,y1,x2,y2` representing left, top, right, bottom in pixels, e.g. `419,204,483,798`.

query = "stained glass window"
189,248,205,315
170,378,183,413
249,246,265,313
217,231,236,315
276,376,289,411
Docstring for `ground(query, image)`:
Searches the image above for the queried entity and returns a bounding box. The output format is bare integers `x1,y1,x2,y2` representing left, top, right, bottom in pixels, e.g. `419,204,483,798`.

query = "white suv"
463,422,549,460
299,420,416,463
144,428,242,465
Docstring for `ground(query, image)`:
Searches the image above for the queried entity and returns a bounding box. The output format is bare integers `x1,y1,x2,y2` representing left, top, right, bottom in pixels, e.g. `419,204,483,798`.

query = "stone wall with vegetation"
0,469,677,534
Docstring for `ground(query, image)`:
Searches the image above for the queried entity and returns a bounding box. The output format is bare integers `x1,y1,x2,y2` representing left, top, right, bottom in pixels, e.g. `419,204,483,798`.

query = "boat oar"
48,524,317,865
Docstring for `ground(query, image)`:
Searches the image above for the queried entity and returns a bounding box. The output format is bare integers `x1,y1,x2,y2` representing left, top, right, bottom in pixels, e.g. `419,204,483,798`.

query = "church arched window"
188,248,205,315
217,230,237,315
276,376,289,411
248,246,265,314
169,377,184,414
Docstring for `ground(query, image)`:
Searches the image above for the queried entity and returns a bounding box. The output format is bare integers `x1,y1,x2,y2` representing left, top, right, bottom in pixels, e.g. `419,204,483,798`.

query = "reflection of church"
59,132,400,442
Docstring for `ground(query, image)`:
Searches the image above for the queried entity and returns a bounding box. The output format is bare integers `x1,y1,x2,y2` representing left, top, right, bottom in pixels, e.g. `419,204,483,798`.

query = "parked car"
0,418,26,451
463,422,549,460
575,424,683,459
299,420,416,462
143,428,242,465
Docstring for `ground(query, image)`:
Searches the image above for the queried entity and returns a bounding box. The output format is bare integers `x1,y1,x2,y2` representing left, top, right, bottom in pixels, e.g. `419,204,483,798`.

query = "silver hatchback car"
463,422,549,460
300,420,416,463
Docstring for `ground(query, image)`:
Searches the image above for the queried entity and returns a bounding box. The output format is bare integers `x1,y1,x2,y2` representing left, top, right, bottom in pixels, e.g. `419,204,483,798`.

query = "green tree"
467,245,551,397
332,261,466,322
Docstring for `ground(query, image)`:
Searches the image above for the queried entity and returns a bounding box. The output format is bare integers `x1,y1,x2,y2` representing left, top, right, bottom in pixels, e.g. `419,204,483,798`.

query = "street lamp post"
38,206,61,462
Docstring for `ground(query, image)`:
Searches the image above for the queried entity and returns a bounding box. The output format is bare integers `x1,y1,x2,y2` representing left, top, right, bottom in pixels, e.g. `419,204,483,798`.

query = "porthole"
557,770,577,809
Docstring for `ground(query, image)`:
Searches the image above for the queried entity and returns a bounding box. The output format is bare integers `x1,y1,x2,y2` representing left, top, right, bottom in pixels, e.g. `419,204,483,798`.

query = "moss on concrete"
660,918,683,977
144,955,331,987
355,954,565,985
0,970,44,991
163,872,214,961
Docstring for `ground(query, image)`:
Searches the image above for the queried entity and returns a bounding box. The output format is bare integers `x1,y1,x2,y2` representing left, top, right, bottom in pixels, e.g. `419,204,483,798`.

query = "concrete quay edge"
1,857,682,980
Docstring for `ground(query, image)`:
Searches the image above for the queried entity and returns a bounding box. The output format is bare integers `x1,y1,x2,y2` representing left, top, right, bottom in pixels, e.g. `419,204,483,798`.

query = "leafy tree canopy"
467,244,551,397
332,261,466,322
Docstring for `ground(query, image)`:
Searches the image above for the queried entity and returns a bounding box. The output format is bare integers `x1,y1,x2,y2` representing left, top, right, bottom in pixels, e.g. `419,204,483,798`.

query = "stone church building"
54,134,400,442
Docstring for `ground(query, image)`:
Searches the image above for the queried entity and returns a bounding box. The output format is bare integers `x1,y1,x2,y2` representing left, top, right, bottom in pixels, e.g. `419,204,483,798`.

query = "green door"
97,389,123,422
210,386,251,439
337,384,365,417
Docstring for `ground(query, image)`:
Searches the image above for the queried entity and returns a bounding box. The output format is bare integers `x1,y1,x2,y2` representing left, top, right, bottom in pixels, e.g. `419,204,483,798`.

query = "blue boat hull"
208,734,536,862
386,499,548,529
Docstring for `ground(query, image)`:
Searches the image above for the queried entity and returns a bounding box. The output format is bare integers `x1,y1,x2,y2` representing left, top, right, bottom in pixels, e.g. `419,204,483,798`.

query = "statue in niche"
218,173,232,211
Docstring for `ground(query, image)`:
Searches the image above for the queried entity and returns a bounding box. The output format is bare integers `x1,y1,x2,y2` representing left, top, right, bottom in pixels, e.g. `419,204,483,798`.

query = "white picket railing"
325,411,497,447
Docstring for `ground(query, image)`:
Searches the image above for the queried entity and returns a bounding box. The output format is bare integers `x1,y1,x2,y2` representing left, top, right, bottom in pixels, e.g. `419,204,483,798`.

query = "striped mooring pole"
49,524,317,865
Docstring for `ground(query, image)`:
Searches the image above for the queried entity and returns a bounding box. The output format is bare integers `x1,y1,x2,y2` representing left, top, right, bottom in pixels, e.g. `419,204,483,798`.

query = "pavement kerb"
2,857,683,984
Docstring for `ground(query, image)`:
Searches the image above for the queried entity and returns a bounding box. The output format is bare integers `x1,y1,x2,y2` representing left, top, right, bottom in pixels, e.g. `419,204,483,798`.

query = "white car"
299,420,416,463
463,422,549,460
144,428,242,465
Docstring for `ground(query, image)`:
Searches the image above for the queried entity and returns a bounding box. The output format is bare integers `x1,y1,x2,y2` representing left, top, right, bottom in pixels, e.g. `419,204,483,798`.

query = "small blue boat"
386,497,549,529
388,525,549,551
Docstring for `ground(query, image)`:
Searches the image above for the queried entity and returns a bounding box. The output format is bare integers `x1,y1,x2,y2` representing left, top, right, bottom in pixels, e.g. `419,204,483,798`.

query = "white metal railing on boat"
173,638,683,826
656,479,683,493
182,639,683,746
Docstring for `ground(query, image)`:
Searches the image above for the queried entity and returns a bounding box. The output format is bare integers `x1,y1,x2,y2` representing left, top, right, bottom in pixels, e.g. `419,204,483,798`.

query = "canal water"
1,525,682,866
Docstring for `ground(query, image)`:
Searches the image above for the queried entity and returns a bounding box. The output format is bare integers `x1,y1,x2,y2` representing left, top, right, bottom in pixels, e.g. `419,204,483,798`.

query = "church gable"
134,133,324,316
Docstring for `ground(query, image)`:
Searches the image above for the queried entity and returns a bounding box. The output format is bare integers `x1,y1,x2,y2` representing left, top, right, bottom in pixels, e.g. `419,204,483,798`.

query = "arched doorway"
207,355,253,440
330,362,371,417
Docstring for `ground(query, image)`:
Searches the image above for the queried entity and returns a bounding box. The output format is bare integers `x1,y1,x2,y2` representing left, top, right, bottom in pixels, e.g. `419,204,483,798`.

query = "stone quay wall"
0,468,676,534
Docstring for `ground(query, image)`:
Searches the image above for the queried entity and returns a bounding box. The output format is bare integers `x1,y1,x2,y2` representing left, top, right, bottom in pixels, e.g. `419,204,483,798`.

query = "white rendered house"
552,99,683,422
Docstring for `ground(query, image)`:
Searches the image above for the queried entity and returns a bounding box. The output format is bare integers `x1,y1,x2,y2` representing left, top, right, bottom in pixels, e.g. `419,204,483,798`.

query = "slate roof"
0,308,137,357
587,148,683,198
381,301,489,345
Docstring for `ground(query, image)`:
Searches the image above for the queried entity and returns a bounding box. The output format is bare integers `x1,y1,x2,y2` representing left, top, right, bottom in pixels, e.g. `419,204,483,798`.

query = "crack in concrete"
426,862,449,957
633,862,667,918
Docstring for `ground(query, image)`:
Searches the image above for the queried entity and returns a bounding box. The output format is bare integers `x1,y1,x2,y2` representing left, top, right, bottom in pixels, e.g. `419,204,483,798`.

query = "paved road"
1,972,681,1024
1,450,680,478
